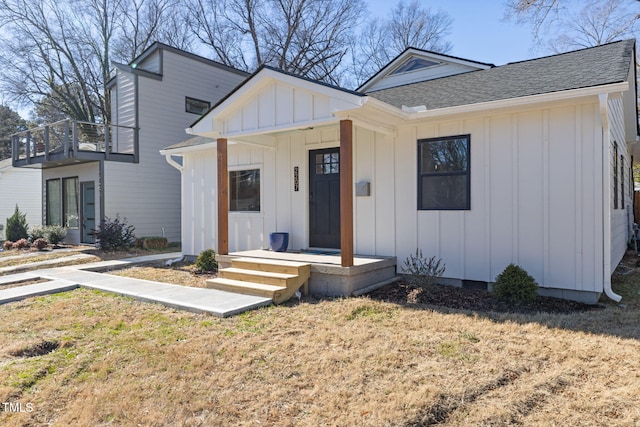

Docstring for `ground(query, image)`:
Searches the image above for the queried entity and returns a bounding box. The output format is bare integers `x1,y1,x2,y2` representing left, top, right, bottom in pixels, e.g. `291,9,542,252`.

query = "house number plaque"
294,166,299,191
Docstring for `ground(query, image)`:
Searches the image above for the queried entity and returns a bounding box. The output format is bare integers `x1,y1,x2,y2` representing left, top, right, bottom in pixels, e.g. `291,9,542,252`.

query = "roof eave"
405,82,630,120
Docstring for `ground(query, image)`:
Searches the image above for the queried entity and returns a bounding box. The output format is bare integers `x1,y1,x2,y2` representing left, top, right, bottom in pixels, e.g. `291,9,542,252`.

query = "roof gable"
127,42,248,78
358,47,494,92
189,67,365,139
368,39,636,112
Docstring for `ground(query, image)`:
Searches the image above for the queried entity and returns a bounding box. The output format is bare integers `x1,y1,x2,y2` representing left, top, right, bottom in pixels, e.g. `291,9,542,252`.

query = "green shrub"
11,238,29,250
196,249,218,272
402,249,446,288
33,238,48,251
92,215,135,252
3,241,13,250
6,205,28,242
493,264,538,304
43,225,67,246
28,225,46,242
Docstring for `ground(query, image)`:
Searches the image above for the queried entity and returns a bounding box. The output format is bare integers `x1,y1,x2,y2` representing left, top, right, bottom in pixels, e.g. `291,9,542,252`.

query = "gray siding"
104,49,246,242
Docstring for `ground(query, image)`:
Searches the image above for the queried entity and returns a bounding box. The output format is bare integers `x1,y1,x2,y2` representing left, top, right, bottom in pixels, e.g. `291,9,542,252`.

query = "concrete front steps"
207,257,311,304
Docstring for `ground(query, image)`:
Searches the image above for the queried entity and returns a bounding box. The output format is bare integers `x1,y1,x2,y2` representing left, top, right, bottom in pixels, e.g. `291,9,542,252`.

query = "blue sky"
366,0,541,65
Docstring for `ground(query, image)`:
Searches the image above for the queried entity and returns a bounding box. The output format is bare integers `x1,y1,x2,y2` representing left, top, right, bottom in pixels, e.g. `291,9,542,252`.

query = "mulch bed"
367,280,602,315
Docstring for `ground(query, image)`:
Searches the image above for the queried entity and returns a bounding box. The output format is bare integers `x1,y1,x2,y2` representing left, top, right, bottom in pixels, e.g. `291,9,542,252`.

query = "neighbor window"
46,177,79,227
185,96,210,115
418,135,470,210
229,169,260,212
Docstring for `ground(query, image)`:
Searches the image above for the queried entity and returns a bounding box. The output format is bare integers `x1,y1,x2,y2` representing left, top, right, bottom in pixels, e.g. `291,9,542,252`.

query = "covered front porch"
162,66,407,297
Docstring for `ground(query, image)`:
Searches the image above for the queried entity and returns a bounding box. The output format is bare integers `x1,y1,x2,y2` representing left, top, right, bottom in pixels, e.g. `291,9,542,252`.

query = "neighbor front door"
309,148,340,248
81,181,96,243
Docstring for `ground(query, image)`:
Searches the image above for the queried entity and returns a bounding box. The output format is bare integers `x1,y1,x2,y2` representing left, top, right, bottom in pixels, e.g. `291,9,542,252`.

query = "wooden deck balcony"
11,120,138,168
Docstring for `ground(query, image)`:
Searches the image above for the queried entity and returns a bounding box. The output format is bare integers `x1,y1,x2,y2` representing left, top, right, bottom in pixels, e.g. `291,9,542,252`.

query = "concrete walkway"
0,252,272,317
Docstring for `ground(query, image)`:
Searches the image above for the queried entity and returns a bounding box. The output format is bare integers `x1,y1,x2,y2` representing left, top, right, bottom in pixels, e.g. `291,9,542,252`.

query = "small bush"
196,249,218,272
32,238,49,251
6,205,28,242
3,240,13,250
11,238,29,250
43,225,67,246
493,264,538,304
402,249,446,288
28,225,46,242
92,215,136,252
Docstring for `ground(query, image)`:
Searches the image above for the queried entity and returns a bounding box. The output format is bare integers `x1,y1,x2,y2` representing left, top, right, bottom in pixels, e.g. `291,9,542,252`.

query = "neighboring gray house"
12,43,248,244
0,158,42,239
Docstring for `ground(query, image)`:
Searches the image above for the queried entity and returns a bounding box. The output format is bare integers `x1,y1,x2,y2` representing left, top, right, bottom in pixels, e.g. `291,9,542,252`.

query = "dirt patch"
367,279,600,314
9,340,60,358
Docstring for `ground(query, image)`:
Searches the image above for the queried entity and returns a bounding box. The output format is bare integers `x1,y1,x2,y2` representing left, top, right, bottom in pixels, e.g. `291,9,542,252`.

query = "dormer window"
390,57,439,75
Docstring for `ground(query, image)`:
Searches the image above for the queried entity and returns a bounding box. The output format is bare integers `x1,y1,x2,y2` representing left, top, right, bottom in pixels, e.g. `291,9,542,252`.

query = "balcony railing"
12,119,138,167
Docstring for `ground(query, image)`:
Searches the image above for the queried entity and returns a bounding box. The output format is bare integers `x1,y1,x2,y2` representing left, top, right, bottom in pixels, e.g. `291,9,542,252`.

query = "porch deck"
217,250,397,297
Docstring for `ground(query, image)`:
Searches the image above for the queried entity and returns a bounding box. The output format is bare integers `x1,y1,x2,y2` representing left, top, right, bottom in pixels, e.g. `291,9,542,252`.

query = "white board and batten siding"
392,102,607,296
218,78,360,137
0,160,42,239
105,48,246,243
182,94,622,301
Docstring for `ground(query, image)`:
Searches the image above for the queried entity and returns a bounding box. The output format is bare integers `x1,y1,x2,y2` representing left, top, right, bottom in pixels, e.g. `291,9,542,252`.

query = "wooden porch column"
340,119,354,267
217,138,229,255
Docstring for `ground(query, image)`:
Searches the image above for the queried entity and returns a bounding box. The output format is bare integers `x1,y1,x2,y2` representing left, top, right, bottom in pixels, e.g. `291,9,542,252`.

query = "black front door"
309,148,340,248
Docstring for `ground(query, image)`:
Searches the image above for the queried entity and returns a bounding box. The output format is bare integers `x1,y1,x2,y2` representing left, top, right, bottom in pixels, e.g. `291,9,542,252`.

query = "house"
161,40,638,304
11,42,248,245
0,158,42,239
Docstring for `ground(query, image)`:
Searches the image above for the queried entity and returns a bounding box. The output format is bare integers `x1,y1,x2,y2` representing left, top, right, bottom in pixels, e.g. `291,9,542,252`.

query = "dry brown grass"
107,261,216,288
1,255,640,425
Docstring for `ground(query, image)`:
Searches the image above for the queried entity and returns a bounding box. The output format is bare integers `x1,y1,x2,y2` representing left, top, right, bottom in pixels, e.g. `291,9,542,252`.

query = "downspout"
599,93,623,303
164,154,183,172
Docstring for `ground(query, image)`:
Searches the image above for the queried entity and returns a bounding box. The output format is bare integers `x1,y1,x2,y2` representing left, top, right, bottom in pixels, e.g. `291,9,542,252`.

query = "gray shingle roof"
367,39,635,110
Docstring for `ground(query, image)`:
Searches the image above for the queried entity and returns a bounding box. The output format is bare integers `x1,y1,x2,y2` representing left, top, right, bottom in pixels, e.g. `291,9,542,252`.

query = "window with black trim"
46,177,79,227
418,135,470,210
229,169,260,212
185,96,210,115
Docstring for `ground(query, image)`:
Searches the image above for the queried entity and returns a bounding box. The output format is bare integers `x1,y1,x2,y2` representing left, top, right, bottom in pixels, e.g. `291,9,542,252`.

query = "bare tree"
505,0,640,50
0,104,26,160
0,0,192,124
352,0,453,86
186,0,365,84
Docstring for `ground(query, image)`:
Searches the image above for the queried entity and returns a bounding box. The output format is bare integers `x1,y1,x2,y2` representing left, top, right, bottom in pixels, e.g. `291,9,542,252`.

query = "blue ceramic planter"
269,232,289,252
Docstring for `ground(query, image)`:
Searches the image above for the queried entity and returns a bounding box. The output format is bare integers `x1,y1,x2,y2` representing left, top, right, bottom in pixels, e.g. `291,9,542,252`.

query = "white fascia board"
358,48,493,92
219,117,340,140
159,140,218,156
407,82,630,120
